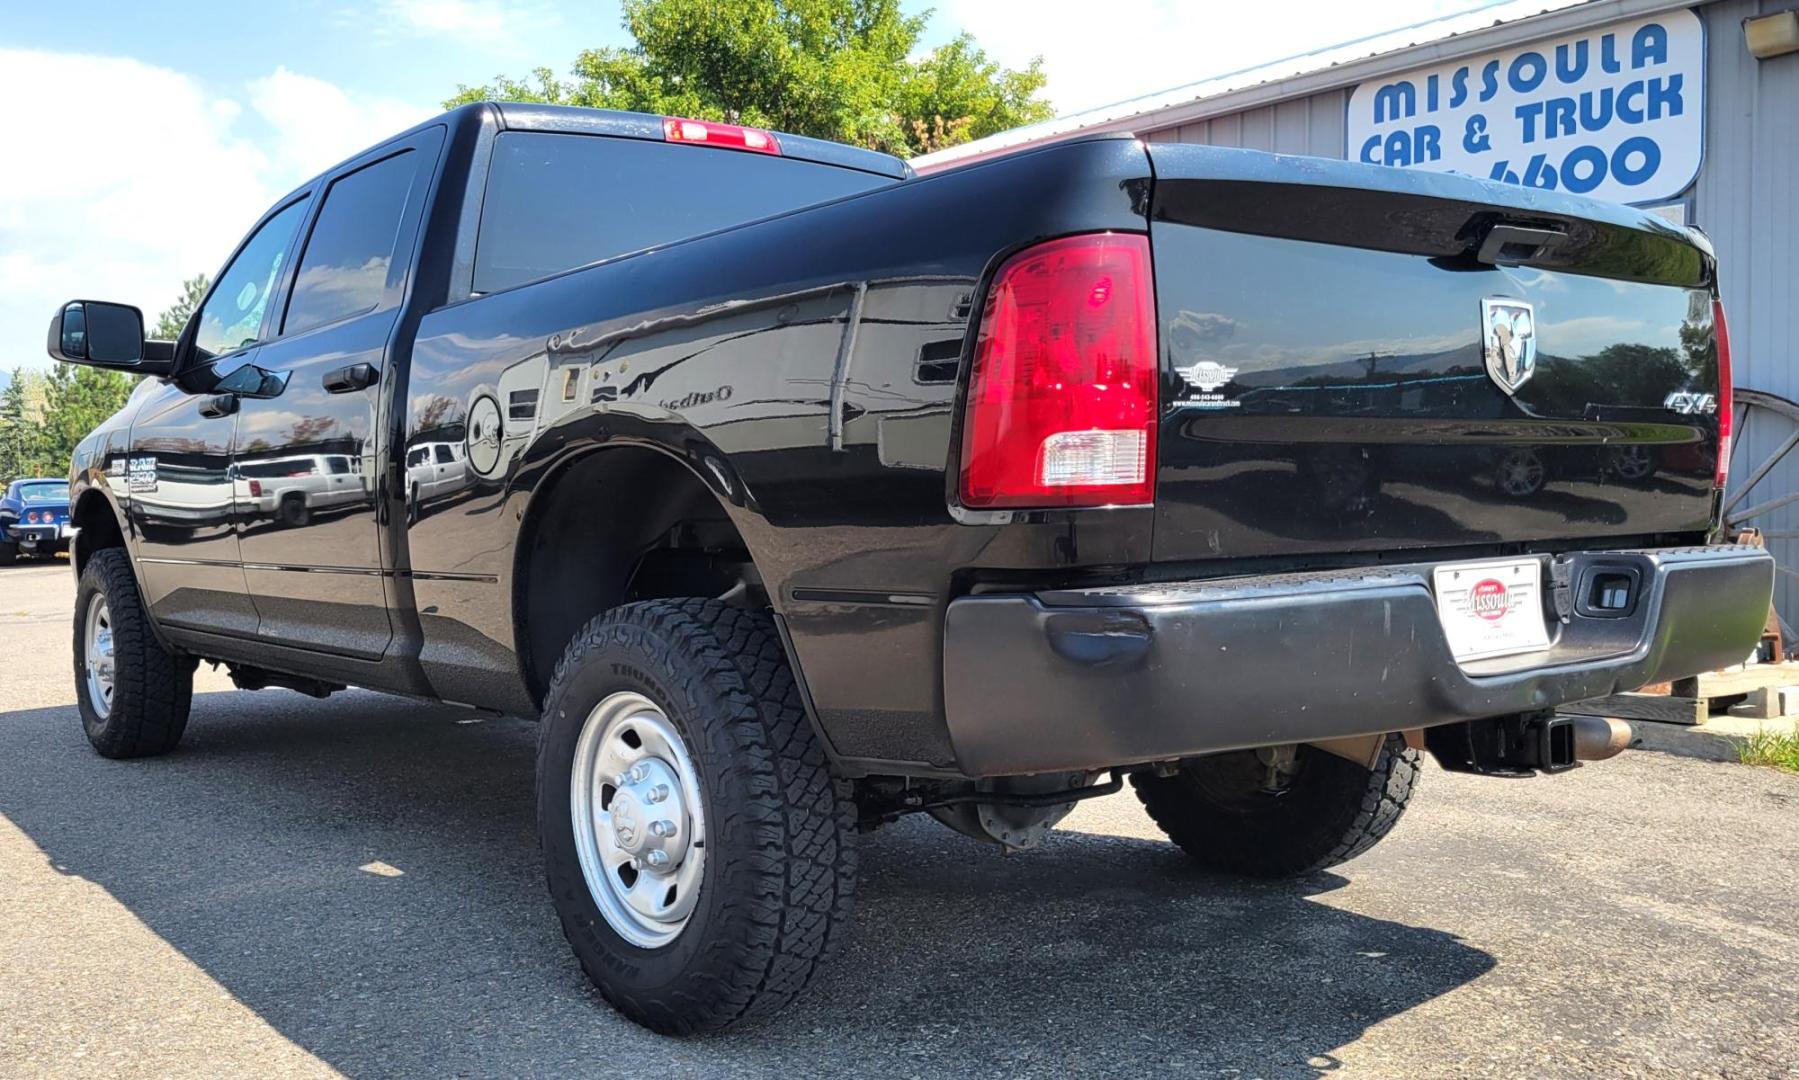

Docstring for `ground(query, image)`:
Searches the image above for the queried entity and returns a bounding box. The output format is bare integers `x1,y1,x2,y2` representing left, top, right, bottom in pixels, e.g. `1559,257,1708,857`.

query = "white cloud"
933,0,1495,115
383,0,510,35
0,48,430,372
361,0,557,49
247,67,433,178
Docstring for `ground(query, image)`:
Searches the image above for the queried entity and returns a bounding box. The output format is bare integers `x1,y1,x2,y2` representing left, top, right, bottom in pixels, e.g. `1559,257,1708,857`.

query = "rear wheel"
73,548,193,758
537,598,856,1034
1133,735,1419,878
0,540,15,565
278,495,310,527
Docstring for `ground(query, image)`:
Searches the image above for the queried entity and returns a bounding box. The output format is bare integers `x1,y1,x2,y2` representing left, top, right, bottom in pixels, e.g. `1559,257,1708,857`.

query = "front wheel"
73,548,194,758
1133,735,1419,879
537,599,856,1034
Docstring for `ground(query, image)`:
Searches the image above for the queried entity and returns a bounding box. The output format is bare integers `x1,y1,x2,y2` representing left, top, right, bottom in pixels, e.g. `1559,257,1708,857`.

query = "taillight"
248,480,263,497
1714,297,1733,490
661,117,780,155
958,233,1158,509
27,511,41,524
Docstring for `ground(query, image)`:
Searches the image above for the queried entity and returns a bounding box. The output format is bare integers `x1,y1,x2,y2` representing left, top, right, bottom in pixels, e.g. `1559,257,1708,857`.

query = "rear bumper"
5,525,68,550
941,546,1772,777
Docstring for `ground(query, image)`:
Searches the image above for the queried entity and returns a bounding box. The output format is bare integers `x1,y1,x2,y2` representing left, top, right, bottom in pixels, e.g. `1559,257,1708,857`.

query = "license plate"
59,524,74,538
1431,558,1552,662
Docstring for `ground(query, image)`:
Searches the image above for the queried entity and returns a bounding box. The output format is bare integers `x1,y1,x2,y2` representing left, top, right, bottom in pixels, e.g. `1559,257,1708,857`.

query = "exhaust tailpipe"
1569,715,1632,761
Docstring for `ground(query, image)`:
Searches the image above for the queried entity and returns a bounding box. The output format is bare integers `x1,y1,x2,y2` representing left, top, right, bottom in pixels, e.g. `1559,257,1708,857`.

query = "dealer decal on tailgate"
1431,558,1553,662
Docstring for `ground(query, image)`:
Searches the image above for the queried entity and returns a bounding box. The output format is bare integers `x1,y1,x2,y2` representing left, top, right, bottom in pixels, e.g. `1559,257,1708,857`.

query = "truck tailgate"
1146,145,1721,563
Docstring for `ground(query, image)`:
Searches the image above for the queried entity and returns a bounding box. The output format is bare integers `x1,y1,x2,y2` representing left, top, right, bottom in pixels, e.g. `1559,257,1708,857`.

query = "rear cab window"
284,150,423,336
471,132,893,294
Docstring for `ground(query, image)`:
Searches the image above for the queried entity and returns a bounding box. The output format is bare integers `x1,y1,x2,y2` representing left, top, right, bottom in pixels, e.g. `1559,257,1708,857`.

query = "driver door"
129,195,310,636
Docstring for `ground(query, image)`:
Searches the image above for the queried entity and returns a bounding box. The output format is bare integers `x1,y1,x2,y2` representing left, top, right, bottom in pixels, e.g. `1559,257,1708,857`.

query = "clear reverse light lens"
1038,429,1147,489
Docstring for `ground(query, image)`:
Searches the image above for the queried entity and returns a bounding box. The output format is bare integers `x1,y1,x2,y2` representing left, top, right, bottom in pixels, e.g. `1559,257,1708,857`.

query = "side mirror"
46,300,172,376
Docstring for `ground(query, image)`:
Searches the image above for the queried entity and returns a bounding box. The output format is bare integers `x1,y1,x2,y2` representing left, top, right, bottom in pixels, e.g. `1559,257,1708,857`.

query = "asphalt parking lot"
3,559,1798,1078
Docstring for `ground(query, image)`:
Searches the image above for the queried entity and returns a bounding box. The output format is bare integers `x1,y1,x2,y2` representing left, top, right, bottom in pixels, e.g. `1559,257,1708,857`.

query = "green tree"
36,364,139,477
0,369,52,480
153,273,210,341
0,371,34,479
444,0,1052,158
0,365,137,480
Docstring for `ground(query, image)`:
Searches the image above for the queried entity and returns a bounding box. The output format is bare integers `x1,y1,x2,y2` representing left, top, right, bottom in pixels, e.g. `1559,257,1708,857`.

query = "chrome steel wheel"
83,592,116,719
569,691,707,948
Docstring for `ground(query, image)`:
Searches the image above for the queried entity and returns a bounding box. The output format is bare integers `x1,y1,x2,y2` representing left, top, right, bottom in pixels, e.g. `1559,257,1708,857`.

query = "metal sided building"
917,0,1799,620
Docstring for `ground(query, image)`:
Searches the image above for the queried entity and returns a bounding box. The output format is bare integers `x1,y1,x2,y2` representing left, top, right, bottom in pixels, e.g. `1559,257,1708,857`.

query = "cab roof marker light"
661,117,782,155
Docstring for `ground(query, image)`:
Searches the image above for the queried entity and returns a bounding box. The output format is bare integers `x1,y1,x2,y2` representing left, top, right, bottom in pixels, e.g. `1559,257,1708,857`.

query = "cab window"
471,132,891,294
193,198,310,362
283,151,421,336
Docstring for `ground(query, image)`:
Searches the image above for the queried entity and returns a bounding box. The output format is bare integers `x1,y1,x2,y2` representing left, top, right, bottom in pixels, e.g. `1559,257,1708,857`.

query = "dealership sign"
1347,10,1704,205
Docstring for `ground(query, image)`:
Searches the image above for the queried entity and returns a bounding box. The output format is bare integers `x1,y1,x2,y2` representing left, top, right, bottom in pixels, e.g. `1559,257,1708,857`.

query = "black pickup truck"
50,102,1771,1034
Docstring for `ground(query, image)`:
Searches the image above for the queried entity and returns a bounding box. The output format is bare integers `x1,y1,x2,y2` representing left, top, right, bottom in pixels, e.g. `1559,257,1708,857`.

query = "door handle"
323,363,378,393
198,393,239,418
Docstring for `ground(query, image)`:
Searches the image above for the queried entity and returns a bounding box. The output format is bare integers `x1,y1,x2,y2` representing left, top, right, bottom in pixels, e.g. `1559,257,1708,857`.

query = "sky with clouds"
0,0,1496,376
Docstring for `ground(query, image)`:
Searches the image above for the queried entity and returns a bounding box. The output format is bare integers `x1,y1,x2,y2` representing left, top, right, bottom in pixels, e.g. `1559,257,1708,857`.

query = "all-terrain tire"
1132,735,1419,878
73,547,194,758
537,598,856,1035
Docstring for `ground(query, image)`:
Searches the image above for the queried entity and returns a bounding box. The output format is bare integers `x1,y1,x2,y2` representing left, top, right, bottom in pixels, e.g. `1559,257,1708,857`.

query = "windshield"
17,481,70,502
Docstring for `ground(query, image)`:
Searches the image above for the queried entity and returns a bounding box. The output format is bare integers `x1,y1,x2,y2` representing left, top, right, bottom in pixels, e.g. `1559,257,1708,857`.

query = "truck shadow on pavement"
0,689,1495,1078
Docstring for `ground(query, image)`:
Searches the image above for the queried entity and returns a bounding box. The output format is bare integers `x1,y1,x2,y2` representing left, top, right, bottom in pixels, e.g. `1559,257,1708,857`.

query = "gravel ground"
2,559,1797,1078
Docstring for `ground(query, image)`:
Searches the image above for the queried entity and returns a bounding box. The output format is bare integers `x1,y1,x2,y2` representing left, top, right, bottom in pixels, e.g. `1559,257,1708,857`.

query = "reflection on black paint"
1152,223,1718,560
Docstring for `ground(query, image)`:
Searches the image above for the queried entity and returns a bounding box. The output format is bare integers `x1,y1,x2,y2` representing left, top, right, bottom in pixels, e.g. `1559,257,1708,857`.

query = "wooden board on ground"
1560,693,1709,726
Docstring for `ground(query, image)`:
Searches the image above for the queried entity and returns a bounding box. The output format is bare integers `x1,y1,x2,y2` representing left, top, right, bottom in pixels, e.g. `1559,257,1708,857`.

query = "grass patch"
1736,727,1799,773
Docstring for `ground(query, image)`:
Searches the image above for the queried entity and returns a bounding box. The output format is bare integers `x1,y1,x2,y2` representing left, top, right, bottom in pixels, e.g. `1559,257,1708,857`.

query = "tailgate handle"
1477,225,1567,266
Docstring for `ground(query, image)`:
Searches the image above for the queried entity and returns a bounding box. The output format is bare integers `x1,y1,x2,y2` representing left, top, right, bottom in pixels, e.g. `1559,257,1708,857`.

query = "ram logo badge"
1481,297,1537,395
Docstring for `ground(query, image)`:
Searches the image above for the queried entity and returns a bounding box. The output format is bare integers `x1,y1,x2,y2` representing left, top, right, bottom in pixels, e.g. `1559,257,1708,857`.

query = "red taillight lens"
248,480,263,497
1713,297,1733,490
27,511,41,524
661,117,781,155
958,233,1158,509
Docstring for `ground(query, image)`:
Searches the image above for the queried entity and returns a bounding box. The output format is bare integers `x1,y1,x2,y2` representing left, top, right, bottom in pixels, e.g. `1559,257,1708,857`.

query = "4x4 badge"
1481,297,1537,395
